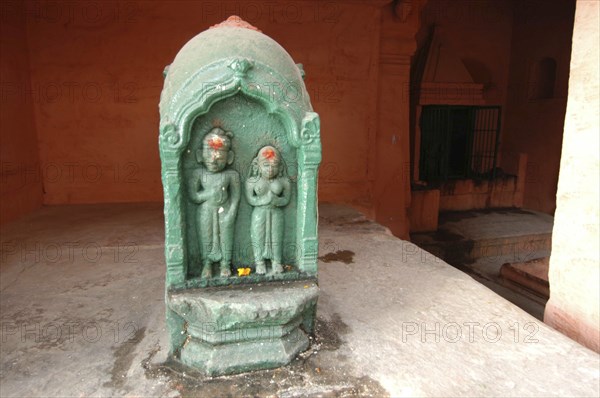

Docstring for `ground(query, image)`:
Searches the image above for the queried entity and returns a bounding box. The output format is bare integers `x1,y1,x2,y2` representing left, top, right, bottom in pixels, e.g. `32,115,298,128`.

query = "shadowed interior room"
1,0,598,396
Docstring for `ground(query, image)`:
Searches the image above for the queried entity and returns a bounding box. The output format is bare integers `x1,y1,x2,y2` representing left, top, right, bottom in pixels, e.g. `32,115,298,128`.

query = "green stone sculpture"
158,16,321,376
187,128,240,279
246,146,292,275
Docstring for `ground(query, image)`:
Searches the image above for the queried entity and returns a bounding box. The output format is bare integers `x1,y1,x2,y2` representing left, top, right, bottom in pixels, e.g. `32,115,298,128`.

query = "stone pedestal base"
167,280,318,376
181,328,309,376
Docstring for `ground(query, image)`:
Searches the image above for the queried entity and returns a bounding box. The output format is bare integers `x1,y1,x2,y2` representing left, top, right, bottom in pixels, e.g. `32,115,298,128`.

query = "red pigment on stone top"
262,148,276,160
210,16,261,32
208,136,224,150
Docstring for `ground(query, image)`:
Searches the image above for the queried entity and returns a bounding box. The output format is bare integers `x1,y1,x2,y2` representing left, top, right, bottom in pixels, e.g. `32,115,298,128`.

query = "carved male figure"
188,127,240,278
245,146,291,274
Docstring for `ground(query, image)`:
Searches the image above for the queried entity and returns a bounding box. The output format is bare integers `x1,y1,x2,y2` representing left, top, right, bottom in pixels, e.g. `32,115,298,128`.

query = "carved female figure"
245,146,291,274
187,127,240,279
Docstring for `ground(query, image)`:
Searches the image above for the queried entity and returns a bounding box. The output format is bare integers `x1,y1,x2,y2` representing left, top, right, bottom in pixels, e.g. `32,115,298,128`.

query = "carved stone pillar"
372,2,422,239
544,0,600,353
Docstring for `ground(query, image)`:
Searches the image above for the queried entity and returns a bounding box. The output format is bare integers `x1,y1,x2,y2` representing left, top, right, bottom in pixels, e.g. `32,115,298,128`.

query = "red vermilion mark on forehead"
208,136,224,150
262,148,276,160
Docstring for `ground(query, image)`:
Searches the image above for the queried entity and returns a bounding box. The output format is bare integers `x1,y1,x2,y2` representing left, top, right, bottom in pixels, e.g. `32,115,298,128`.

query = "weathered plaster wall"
416,0,514,107
502,0,575,214
0,1,43,225
22,0,388,206
544,0,599,352
408,0,515,232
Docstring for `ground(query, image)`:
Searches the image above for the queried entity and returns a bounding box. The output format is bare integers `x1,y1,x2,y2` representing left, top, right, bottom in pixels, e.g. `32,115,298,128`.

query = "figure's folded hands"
213,187,227,205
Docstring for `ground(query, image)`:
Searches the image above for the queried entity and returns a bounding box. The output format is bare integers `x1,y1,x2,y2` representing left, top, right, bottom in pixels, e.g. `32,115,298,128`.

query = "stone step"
412,231,552,265
500,257,550,299
411,208,554,266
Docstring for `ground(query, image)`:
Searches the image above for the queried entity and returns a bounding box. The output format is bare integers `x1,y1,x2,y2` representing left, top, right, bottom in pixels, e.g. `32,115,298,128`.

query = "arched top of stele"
159,16,312,144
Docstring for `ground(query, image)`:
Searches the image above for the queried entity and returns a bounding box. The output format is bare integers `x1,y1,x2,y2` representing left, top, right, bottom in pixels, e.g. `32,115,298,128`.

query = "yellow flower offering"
237,267,251,276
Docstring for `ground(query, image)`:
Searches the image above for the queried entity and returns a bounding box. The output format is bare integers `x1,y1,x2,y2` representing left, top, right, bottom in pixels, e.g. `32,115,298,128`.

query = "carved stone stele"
158,16,321,375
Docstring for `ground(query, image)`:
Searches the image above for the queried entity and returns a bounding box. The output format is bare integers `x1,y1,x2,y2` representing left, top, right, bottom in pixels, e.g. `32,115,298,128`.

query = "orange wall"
23,0,390,206
4,0,573,234
416,0,514,107
0,1,43,225
410,0,574,216
502,0,575,214
372,2,424,239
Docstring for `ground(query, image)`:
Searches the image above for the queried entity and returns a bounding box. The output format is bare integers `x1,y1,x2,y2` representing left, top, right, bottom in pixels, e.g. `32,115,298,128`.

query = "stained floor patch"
105,326,146,390
318,250,355,264
143,316,387,397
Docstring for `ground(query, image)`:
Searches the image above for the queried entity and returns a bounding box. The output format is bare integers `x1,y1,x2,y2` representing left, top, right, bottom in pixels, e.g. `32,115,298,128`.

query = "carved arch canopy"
160,57,318,156
159,55,321,289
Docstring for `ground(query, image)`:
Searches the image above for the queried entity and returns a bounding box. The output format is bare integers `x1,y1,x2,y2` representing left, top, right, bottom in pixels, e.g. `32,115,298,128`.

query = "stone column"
297,112,322,274
372,2,422,240
544,0,599,352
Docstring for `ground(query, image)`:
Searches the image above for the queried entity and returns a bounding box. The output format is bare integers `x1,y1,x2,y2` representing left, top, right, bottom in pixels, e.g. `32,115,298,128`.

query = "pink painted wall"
502,0,575,214
0,1,43,225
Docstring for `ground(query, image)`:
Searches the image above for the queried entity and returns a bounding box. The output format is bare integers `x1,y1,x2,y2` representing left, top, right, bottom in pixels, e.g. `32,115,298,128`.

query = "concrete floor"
1,203,598,397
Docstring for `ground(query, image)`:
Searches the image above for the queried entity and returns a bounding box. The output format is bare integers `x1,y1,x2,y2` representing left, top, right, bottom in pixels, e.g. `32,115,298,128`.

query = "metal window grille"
419,105,501,182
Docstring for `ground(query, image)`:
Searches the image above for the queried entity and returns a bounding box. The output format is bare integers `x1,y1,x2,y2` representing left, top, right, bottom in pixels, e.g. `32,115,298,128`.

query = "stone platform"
411,208,553,274
168,280,318,375
0,203,598,397
500,257,550,298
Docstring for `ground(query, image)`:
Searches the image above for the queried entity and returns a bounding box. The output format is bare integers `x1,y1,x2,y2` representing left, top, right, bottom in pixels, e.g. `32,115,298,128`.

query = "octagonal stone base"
167,280,318,376
180,328,309,376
